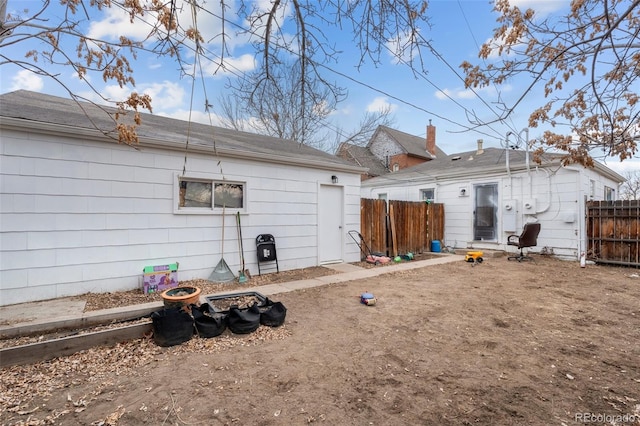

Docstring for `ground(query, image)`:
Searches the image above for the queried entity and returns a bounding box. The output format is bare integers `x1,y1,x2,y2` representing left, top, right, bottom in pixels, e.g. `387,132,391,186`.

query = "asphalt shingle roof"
336,143,388,177
361,147,562,185
376,125,448,159
0,90,361,171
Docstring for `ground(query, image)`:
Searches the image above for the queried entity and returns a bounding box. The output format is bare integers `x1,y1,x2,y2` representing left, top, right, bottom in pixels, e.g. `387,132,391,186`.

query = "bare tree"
217,57,395,152
330,107,397,152
1,0,430,145
217,60,344,151
620,171,640,200
461,0,640,167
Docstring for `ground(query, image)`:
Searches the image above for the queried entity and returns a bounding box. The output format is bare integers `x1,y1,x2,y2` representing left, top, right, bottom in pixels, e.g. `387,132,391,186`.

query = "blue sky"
2,0,638,175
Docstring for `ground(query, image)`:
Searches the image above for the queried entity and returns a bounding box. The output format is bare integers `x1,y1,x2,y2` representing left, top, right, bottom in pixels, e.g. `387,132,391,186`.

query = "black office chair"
507,223,541,262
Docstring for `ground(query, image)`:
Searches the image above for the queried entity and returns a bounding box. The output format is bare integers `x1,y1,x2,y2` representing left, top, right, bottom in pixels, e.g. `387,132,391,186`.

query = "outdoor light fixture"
331,175,338,184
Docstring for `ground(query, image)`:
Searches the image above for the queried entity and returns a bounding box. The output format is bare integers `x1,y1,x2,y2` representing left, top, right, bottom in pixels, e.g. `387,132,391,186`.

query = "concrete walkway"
0,254,464,337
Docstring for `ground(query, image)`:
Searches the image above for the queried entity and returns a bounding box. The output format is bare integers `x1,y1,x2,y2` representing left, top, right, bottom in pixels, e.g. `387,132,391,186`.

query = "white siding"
369,132,402,163
0,130,361,305
362,164,620,259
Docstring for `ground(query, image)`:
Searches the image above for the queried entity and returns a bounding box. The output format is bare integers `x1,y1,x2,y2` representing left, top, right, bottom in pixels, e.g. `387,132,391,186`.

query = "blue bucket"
431,240,441,253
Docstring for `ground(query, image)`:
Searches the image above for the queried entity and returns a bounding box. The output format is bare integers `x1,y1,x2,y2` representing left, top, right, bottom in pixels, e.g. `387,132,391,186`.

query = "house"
361,138,625,259
337,123,448,180
0,90,365,306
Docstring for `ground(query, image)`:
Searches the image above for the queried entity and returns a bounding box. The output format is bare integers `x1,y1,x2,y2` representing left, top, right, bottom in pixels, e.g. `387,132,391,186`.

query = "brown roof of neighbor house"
374,125,448,159
336,142,388,177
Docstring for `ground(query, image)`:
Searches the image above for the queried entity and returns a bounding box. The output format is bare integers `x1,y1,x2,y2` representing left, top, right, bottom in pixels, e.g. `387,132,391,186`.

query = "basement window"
176,175,245,214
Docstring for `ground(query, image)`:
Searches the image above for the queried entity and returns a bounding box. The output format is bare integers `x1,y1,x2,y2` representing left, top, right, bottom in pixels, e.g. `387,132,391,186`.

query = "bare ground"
1,255,640,426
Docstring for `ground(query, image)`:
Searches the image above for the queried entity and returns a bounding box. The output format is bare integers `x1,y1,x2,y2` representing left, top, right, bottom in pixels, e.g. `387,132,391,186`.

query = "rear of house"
361,142,624,259
0,91,365,306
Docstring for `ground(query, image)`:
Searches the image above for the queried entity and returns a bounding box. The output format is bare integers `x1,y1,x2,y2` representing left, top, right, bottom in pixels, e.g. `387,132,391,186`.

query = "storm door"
473,184,498,241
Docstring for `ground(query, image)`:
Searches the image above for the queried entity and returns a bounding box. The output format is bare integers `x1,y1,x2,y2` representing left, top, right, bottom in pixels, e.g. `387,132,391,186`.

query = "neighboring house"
0,90,365,306
361,139,625,259
337,123,448,180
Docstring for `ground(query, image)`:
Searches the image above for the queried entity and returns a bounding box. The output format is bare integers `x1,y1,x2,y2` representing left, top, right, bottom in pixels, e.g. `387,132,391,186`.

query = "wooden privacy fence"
359,199,445,257
586,200,640,267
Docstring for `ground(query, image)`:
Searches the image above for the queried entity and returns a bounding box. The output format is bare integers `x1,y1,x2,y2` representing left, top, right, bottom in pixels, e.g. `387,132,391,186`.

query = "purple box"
143,263,179,294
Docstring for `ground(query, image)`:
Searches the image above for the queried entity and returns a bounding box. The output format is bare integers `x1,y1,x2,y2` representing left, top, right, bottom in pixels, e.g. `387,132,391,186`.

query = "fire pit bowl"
161,286,202,312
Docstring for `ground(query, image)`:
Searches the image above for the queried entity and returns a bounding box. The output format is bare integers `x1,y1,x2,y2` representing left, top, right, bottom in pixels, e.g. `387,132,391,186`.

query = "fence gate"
586,200,640,267
360,199,445,256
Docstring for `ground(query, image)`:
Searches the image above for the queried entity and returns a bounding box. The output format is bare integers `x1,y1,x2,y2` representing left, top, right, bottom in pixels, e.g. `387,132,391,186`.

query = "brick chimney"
476,139,484,154
426,120,436,157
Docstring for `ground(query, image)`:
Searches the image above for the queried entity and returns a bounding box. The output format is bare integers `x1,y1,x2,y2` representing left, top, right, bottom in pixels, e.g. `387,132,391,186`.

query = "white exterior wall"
361,165,620,259
369,132,401,162
0,129,361,306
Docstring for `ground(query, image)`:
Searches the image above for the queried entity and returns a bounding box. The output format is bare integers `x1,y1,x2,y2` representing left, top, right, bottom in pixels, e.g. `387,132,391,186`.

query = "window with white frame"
177,176,245,213
604,186,615,201
420,188,435,202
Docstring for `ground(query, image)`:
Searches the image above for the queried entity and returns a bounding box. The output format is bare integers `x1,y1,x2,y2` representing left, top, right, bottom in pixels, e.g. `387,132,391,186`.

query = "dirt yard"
2,255,640,426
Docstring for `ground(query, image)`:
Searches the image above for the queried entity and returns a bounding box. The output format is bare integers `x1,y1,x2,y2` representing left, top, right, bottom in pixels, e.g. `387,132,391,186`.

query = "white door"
319,184,343,263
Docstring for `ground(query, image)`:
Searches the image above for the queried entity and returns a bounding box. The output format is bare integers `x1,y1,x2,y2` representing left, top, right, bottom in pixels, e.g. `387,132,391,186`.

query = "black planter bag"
227,303,261,334
191,303,228,338
151,307,194,347
259,298,287,327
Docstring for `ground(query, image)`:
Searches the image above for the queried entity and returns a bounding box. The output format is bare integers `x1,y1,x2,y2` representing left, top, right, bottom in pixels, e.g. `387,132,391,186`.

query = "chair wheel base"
507,255,534,262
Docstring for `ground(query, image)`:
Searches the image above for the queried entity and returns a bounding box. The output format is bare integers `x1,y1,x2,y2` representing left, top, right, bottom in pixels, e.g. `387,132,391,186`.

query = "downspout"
575,169,583,260
504,132,513,200
519,128,531,198
535,167,552,214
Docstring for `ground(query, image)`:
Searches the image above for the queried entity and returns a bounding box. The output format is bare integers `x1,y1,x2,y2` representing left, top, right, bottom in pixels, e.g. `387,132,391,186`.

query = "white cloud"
366,97,398,113
10,70,44,91
87,7,153,42
246,0,292,42
600,158,640,176
158,109,223,127
482,35,521,59
71,71,91,83
507,0,569,16
483,1,570,59
386,29,422,65
201,54,257,76
435,88,474,100
86,0,249,60
435,84,511,101
139,81,186,112
102,85,135,102
76,81,186,113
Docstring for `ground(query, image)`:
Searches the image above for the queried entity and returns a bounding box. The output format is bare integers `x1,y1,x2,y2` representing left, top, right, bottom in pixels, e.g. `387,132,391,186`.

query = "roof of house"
336,143,389,177
374,125,448,159
361,146,625,186
0,90,365,173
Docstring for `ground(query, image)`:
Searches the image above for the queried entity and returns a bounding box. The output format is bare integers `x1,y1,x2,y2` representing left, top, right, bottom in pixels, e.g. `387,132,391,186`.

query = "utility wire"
110,1,522,147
